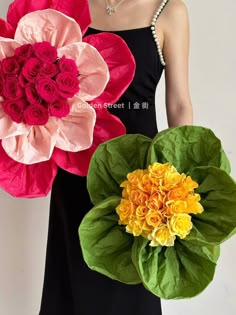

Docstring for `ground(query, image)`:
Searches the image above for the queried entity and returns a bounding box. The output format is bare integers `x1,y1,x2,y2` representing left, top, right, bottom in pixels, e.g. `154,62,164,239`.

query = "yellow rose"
182,175,199,192
168,213,193,239
135,206,153,235
165,199,188,215
162,171,184,191
116,199,135,225
145,209,164,228
141,221,153,236
148,225,176,247
148,162,175,180
126,218,143,236
129,189,149,205
186,194,204,214
120,180,132,198
136,205,149,219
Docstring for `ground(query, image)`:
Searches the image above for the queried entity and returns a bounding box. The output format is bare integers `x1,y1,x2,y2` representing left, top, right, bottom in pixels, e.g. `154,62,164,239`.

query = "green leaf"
79,196,141,284
87,134,151,205
147,126,231,174
131,237,220,299
186,166,236,245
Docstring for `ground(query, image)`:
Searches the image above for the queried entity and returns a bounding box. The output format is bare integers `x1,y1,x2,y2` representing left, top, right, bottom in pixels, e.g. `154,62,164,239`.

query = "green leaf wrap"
87,134,151,205
79,196,141,284
79,126,236,299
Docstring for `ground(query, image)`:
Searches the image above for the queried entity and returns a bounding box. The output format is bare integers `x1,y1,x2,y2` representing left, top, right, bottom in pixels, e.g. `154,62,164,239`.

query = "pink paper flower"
0,1,136,198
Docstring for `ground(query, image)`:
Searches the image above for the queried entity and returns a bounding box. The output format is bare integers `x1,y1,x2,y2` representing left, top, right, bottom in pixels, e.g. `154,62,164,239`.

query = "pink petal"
1,118,59,164
0,19,15,38
0,38,20,60
7,0,91,35
58,42,109,101
0,141,57,198
55,97,96,151
83,33,136,105
52,108,126,176
14,9,82,47
0,106,30,139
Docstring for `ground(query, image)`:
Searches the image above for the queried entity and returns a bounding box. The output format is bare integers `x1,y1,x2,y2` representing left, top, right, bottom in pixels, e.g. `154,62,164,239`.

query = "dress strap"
150,0,169,66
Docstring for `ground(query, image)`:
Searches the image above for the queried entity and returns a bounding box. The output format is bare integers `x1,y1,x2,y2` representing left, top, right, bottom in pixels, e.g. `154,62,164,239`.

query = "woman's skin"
88,0,193,127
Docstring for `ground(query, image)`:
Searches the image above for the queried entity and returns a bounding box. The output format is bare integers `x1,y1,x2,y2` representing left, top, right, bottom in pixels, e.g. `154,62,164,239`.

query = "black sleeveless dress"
39,26,165,315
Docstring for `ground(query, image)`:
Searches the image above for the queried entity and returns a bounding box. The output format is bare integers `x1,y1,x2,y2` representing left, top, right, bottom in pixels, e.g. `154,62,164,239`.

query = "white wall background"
0,1,236,314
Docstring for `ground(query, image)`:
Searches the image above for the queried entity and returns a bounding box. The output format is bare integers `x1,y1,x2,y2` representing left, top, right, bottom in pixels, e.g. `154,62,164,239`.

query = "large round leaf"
79,196,141,284
185,166,236,245
131,237,220,299
147,126,231,174
87,134,151,204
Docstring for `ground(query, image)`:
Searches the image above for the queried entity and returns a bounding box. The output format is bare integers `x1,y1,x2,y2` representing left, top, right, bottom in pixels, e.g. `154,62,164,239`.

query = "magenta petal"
93,108,126,145
52,145,96,177
0,141,58,197
52,108,126,176
83,32,136,105
7,0,91,35
0,19,15,38
52,0,91,35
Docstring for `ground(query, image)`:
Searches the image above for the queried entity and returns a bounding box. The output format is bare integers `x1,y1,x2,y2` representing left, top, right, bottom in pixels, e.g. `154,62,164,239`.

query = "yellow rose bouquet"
79,126,236,299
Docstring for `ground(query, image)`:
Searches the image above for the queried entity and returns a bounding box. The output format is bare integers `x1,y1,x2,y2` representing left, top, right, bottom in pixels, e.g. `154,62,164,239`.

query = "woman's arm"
162,0,193,127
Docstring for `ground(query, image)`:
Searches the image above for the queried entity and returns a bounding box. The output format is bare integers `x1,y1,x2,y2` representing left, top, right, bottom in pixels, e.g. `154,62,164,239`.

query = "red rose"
58,56,78,76
39,62,59,78
24,104,49,126
2,98,27,123
36,77,59,102
22,57,42,82
25,83,43,105
0,75,4,96
56,72,79,98
49,99,70,118
1,56,20,75
33,42,57,63
14,44,34,64
18,73,28,88
4,76,24,100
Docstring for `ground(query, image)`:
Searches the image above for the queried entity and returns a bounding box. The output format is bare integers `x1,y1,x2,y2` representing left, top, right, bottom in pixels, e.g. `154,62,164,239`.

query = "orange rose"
146,192,164,211
127,169,146,186
167,186,188,201
138,173,156,193
145,209,164,228
129,189,149,205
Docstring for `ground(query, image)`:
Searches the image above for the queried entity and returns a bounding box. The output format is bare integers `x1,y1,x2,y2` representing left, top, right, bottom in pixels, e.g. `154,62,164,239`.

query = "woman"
39,0,193,314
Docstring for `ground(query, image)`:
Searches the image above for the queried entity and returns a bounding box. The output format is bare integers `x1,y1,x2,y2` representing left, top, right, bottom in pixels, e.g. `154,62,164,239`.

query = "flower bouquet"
79,126,236,299
0,0,135,197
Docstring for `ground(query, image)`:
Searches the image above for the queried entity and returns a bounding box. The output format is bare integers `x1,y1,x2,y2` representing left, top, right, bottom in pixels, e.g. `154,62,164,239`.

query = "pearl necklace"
105,0,127,15
151,0,169,66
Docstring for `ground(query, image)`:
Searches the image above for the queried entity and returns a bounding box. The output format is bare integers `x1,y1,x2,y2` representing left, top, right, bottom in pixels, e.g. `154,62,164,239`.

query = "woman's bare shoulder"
159,0,189,36
164,0,189,24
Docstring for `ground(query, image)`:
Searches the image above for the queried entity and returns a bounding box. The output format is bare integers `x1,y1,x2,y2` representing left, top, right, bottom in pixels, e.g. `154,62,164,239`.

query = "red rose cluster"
0,41,80,125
